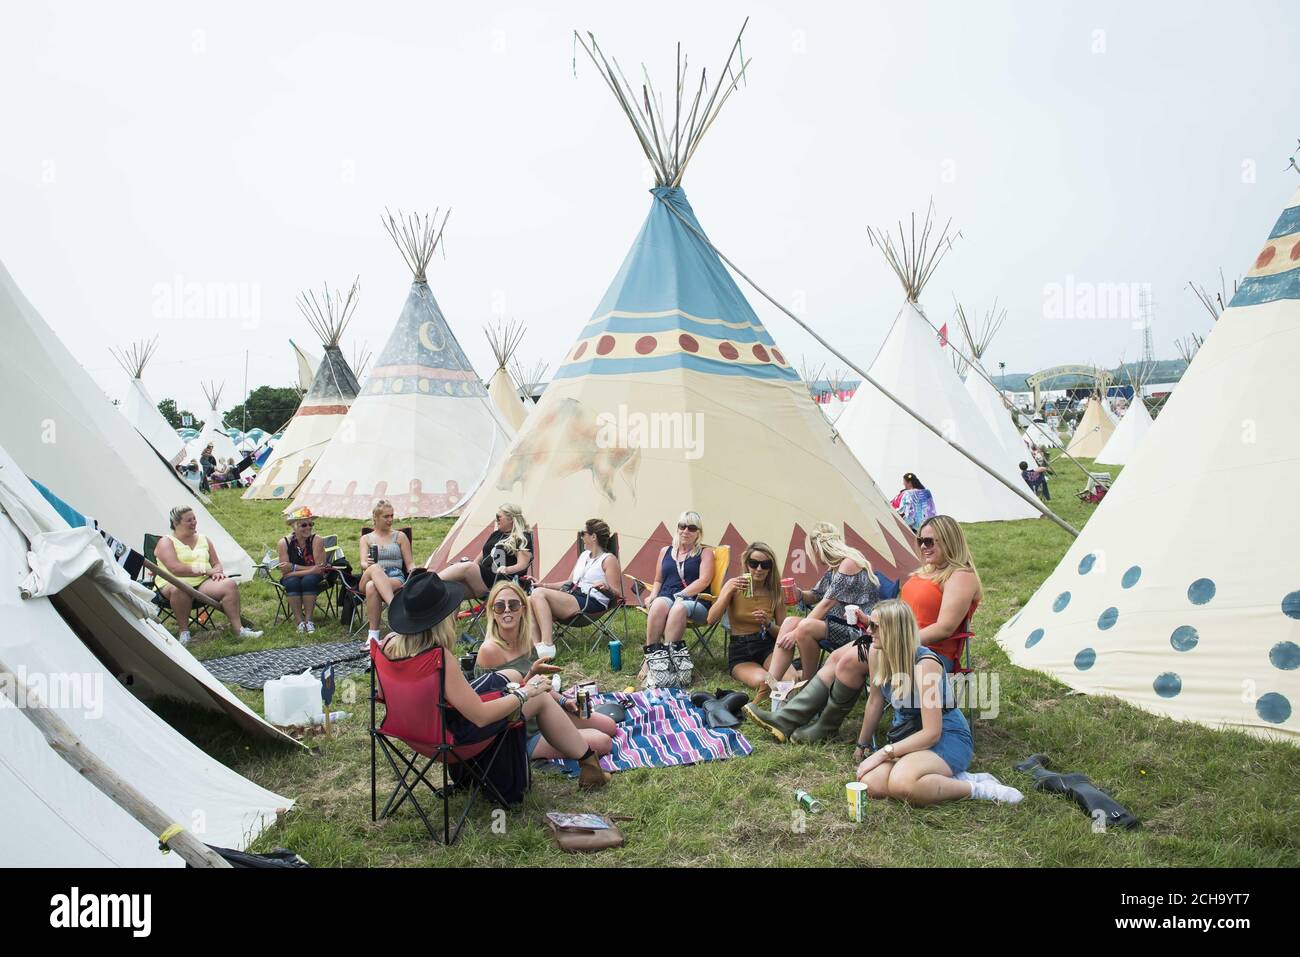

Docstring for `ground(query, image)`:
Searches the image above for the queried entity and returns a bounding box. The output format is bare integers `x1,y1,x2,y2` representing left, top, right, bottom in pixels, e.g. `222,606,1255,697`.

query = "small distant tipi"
245,279,363,501
110,337,186,467
185,381,239,464
956,300,1025,466
484,319,528,433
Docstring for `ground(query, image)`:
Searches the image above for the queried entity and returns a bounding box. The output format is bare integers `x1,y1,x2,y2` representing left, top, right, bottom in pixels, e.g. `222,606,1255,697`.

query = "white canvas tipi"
835,215,1038,523
290,339,319,393
430,27,919,587
956,302,1026,466
1063,390,1115,458
485,319,528,434
291,210,510,518
0,440,293,865
245,280,363,501
0,259,254,579
1094,397,1152,465
995,184,1300,744
111,337,187,467
185,381,240,464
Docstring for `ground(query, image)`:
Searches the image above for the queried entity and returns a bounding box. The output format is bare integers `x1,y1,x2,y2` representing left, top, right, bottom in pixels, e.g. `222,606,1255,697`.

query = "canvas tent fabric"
245,345,361,501
119,368,187,467
835,304,1039,524
965,369,1027,468
291,339,319,392
0,258,254,580
1094,397,1153,465
489,365,527,433
291,265,510,519
430,187,919,587
1063,396,1115,458
0,447,293,867
995,185,1300,745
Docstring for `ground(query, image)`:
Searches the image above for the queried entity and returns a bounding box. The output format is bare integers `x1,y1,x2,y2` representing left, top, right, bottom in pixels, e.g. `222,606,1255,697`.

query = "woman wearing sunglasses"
527,519,623,647
277,507,331,633
639,510,714,684
430,503,532,600
704,542,790,697
477,580,615,777
853,600,1021,805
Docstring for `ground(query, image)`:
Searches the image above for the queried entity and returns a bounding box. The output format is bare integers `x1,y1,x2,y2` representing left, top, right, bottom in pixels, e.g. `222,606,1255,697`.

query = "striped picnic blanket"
545,687,752,775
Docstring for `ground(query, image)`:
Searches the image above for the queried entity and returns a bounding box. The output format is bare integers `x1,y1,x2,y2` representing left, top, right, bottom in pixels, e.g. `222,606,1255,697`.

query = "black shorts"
728,632,776,671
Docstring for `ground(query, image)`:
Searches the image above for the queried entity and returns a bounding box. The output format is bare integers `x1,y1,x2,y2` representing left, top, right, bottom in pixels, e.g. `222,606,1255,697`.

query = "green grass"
163,470,1300,867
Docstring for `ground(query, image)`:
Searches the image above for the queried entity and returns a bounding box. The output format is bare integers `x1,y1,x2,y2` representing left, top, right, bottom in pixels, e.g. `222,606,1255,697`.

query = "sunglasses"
747,559,773,570
298,521,315,528
916,536,936,549
678,524,699,532
491,599,523,613
863,620,879,632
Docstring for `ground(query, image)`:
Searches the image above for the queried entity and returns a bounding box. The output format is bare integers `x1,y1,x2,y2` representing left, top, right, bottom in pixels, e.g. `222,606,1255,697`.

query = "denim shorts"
383,567,407,583
650,595,709,623
574,590,610,615
282,573,324,596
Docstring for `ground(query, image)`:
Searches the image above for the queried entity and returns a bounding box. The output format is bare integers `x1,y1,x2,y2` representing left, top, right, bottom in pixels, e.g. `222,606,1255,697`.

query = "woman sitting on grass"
526,519,623,647
704,541,791,701
359,499,413,643
853,600,1021,806
476,580,616,764
377,571,610,790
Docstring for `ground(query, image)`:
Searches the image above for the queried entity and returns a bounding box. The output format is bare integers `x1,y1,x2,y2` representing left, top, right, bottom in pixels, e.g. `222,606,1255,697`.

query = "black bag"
449,723,530,806
339,570,361,628
886,709,922,744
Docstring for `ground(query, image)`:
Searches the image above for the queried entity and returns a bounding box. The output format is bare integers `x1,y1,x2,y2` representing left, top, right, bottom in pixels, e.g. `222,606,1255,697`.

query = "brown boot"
578,750,611,790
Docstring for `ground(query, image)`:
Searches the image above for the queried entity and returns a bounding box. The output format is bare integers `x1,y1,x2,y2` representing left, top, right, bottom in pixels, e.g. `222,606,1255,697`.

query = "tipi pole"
0,658,231,868
654,194,1080,538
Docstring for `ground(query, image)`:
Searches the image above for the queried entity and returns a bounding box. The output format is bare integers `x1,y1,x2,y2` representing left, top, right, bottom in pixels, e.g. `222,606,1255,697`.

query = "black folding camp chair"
141,533,217,635
551,533,631,654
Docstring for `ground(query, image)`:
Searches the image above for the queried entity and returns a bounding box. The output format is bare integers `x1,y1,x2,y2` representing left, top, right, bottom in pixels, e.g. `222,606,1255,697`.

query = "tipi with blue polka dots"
997,185,1300,744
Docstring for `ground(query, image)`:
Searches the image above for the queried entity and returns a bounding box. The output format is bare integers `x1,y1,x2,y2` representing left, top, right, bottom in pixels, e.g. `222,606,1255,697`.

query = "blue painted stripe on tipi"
554,351,801,382
1267,205,1300,240
1229,268,1300,306
580,312,778,346
31,479,89,528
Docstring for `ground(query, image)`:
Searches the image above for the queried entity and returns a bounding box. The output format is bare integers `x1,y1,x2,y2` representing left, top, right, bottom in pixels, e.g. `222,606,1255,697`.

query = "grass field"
167,465,1300,867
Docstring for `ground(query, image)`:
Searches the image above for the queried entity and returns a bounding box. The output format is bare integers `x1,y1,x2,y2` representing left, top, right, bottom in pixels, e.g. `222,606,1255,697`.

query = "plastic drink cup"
846,782,868,822
781,578,797,604
844,604,860,628
742,573,753,598
535,642,557,661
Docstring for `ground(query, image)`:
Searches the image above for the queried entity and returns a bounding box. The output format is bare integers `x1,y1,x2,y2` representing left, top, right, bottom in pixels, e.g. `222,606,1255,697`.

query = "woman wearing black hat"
377,569,611,789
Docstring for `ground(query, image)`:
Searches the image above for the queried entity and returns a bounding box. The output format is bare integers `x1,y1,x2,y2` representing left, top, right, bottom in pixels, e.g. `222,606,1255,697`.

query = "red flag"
937,322,948,347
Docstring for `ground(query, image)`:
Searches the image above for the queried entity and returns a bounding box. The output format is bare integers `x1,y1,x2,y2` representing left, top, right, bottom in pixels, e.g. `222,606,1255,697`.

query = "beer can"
576,689,591,718
794,789,823,814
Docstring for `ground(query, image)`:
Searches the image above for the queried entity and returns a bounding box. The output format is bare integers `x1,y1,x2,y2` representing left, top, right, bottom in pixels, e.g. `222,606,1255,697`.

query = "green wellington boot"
791,679,862,744
742,677,831,744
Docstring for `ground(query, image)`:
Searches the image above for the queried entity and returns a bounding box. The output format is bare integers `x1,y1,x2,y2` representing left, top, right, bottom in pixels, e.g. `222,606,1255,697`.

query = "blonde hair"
372,499,395,522
383,616,456,661
484,580,533,658
807,522,873,578
916,515,982,591
496,503,529,555
168,506,194,530
741,541,780,615
674,510,704,558
870,599,920,700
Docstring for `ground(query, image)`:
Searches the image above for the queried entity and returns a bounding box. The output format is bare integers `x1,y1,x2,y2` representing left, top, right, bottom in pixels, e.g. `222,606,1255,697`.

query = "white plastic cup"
844,604,860,627
535,642,557,661
846,781,868,822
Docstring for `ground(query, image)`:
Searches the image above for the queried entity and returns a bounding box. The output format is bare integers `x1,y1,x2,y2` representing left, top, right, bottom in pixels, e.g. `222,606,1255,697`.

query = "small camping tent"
111,337,187,467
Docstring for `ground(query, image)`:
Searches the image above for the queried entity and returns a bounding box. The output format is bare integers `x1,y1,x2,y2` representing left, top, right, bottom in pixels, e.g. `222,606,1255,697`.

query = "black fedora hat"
387,569,465,635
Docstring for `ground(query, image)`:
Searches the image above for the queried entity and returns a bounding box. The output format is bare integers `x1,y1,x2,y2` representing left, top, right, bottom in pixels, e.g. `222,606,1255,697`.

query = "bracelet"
856,741,871,750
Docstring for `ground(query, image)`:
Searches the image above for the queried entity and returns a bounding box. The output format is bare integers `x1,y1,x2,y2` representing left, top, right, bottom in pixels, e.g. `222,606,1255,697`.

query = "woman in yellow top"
155,506,262,644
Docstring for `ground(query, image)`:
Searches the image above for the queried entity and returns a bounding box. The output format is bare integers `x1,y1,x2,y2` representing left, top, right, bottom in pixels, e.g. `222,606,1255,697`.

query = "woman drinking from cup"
359,499,413,642
476,580,616,763
705,541,790,700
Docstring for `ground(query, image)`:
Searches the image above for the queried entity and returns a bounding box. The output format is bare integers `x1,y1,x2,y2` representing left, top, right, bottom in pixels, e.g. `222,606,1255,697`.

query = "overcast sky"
4,1,1297,418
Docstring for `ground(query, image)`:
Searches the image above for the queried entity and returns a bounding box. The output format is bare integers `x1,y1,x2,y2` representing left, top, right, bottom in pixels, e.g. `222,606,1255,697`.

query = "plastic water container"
264,669,323,727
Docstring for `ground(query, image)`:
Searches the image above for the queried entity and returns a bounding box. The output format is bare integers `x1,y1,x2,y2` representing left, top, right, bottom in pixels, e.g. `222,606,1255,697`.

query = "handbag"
543,812,632,853
886,709,922,744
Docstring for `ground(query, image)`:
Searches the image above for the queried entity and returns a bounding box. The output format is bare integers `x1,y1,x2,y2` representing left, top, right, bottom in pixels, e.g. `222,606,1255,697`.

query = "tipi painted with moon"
996,185,1300,744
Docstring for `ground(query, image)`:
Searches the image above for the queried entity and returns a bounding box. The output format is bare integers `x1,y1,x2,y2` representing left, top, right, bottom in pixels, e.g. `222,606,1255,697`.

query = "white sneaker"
297,621,308,633
970,778,1025,804
179,631,191,646
305,621,316,634
238,627,264,639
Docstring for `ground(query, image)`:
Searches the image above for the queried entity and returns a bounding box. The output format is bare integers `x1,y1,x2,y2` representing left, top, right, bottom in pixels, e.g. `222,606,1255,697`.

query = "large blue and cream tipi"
432,28,917,586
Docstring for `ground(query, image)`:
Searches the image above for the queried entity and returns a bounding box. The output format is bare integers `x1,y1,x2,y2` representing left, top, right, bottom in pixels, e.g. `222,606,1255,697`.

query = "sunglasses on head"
916,536,936,549
491,599,523,613
678,523,699,532
747,559,773,570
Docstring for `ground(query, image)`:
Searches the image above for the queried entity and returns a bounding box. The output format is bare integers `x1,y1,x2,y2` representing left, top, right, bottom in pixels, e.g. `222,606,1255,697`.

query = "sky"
3,1,1297,420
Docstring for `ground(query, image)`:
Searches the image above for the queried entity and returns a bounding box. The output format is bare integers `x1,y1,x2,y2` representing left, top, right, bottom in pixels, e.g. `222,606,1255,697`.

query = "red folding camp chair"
369,641,526,845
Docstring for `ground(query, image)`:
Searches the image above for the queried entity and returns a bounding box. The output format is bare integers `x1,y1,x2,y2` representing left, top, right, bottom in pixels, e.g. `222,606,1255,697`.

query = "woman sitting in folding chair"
360,499,414,642
278,506,330,633
637,511,714,687
430,502,533,600
704,541,792,701
378,571,610,790
853,600,1021,806
527,519,623,647
155,506,262,645
476,580,617,763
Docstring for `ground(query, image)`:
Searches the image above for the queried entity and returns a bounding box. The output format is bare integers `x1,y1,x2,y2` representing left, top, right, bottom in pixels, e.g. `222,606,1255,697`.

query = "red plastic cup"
781,577,797,604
